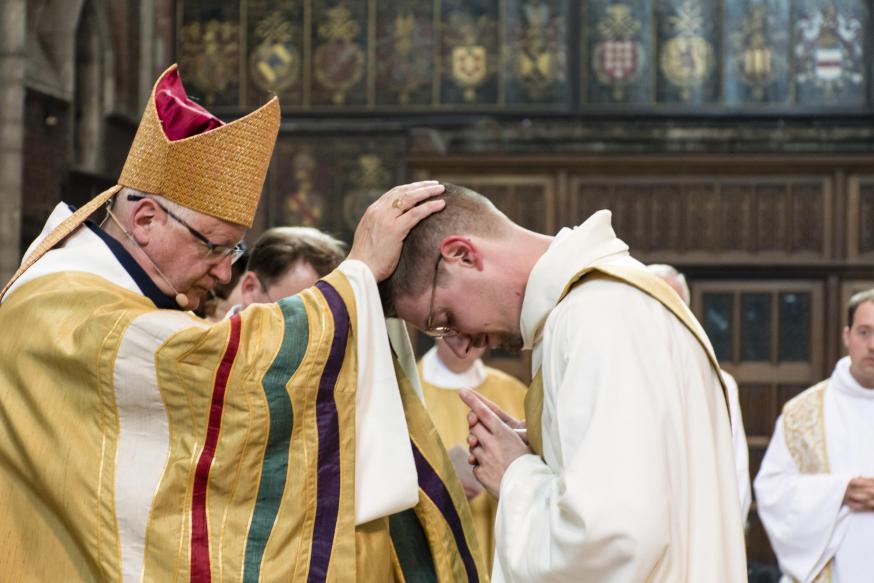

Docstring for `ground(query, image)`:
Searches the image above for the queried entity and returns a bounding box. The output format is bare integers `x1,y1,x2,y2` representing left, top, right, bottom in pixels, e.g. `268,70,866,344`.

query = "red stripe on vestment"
190,314,242,582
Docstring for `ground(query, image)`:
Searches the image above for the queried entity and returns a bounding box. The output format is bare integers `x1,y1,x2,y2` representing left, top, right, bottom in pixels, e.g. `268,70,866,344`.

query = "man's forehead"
855,300,874,321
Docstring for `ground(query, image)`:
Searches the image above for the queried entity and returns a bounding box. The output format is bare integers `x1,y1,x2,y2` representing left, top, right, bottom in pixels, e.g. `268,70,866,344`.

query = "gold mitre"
119,63,280,227
0,65,279,301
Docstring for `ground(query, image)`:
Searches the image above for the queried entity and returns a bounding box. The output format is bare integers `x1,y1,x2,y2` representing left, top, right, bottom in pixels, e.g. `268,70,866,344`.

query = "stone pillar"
0,0,26,282
139,0,155,111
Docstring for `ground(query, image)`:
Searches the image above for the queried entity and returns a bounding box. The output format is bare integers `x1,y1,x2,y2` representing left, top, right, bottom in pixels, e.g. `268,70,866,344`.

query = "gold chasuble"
0,269,351,580
0,259,485,582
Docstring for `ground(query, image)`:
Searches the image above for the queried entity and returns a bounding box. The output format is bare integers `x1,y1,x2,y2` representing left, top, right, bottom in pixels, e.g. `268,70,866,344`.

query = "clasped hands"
844,476,874,512
458,389,532,498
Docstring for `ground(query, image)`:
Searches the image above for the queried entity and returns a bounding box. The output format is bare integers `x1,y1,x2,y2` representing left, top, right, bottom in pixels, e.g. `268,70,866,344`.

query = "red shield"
595,40,639,82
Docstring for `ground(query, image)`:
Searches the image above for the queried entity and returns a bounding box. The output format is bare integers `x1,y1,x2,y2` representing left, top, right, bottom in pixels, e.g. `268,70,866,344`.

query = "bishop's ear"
128,198,162,246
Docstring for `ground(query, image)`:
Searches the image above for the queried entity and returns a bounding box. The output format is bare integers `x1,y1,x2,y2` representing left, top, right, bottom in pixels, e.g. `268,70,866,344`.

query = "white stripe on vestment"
4,203,141,302
113,310,207,582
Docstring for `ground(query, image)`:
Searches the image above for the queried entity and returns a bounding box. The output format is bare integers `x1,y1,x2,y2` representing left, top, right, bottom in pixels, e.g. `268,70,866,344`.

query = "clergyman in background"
227,226,345,315
754,288,874,583
418,338,527,569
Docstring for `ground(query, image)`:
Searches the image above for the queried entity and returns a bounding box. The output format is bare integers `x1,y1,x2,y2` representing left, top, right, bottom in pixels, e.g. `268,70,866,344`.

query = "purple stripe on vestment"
411,442,479,583
306,280,349,583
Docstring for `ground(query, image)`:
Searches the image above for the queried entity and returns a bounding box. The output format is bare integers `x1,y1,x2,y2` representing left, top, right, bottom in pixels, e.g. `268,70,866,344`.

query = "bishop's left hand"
459,389,531,498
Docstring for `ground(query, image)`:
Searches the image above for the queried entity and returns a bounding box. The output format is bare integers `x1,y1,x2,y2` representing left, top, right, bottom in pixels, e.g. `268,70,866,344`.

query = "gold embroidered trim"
782,380,832,583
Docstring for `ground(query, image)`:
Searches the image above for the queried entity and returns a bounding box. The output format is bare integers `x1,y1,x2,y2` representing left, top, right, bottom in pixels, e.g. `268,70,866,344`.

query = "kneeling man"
380,183,746,582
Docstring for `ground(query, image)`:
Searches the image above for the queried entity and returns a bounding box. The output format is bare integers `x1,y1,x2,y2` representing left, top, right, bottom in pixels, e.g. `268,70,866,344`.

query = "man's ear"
439,236,482,270
843,325,851,350
239,271,262,306
128,199,161,246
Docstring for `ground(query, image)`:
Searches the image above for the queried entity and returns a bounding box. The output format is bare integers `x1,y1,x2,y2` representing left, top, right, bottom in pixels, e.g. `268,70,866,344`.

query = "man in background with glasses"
381,182,747,582
0,65,487,582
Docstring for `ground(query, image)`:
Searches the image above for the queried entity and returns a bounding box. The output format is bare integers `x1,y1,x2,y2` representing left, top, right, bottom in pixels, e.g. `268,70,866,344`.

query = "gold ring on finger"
392,197,405,211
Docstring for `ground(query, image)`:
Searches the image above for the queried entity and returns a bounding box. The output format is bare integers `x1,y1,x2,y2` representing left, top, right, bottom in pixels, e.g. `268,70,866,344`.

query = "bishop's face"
843,300,874,389
149,210,245,310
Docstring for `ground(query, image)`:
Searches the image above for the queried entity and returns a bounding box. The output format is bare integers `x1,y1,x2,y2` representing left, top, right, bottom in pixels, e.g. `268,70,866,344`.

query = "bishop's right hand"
347,181,445,282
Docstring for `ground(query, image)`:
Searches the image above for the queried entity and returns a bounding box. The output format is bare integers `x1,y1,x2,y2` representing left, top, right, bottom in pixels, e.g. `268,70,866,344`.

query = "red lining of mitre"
154,67,224,141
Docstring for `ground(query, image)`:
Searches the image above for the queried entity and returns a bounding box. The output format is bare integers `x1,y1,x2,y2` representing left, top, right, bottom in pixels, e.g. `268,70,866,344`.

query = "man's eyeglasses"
424,255,457,338
127,194,246,263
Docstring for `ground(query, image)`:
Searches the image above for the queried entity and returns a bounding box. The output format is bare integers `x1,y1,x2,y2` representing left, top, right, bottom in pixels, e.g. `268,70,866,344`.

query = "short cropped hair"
379,182,510,316
247,227,345,286
847,288,874,327
114,187,198,223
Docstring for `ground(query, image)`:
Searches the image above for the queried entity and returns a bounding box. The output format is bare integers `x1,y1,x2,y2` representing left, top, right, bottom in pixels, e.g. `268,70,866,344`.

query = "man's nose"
210,255,233,285
443,334,472,358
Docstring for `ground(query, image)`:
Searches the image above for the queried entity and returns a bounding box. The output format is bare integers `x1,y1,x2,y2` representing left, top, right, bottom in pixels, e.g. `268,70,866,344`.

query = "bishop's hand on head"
347,181,446,282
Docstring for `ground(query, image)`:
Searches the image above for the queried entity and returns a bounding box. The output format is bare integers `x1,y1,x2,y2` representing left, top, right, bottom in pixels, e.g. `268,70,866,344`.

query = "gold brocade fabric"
0,269,365,581
418,363,527,570
524,264,729,459
782,382,833,583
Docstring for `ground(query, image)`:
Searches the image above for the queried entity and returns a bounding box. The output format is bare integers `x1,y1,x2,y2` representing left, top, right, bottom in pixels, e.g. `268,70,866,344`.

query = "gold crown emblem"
119,64,280,227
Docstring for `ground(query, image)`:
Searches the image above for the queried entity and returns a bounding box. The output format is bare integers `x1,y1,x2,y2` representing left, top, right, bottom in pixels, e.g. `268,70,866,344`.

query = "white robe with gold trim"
492,210,746,582
754,356,874,583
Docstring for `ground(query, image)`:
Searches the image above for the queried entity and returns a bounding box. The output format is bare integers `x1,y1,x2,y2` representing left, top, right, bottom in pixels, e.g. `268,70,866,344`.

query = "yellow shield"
451,45,487,88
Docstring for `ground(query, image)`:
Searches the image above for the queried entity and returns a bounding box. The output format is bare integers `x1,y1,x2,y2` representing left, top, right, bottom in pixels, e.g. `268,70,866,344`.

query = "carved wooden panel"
569,176,830,260
650,184,683,252
720,183,755,252
859,188,874,253
791,182,824,253
684,183,720,252
757,184,790,251
847,176,874,258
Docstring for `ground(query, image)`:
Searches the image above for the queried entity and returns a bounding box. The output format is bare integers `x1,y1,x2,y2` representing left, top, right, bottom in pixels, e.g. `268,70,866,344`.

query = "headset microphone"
105,205,190,309
174,292,189,308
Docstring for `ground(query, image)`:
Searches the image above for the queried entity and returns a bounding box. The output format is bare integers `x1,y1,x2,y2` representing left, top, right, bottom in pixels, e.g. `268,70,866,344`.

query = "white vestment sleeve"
753,417,853,583
494,294,674,582
337,260,419,525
